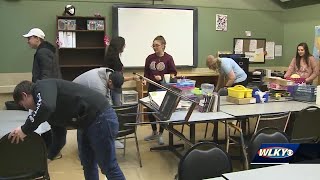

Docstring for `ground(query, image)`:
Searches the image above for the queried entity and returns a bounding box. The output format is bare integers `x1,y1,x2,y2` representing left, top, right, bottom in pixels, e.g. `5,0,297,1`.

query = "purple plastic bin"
287,85,298,96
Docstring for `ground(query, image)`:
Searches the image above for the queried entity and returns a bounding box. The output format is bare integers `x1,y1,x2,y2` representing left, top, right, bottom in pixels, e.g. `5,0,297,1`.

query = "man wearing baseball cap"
73,68,126,148
73,68,125,105
22,27,61,82
23,28,45,40
23,28,65,161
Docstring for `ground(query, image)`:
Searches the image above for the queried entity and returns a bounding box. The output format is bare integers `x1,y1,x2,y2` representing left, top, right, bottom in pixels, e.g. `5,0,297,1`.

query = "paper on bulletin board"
255,48,265,62
249,40,257,52
265,41,275,60
275,45,282,57
234,39,243,54
245,52,255,62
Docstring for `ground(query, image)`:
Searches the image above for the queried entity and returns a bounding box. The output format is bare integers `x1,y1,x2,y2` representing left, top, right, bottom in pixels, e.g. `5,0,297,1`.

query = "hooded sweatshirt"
32,41,61,82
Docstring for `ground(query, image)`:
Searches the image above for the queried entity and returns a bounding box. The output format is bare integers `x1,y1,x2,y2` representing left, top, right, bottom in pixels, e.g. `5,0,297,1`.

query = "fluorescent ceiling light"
280,0,291,2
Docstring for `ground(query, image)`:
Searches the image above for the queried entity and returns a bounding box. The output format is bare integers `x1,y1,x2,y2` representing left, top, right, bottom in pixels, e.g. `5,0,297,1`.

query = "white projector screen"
112,5,198,68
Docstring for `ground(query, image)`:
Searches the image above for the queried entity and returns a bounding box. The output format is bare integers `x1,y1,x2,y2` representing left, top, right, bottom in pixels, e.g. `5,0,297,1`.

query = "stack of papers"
200,92,219,112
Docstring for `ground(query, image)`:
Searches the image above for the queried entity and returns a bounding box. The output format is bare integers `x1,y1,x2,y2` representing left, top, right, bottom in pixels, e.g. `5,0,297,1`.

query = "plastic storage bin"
174,79,196,97
287,85,298,96
176,79,196,88
286,77,306,84
293,85,316,102
122,90,138,105
227,85,252,98
201,83,215,95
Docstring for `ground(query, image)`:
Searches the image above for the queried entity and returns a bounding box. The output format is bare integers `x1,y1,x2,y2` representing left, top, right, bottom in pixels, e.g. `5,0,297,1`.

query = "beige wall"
0,73,31,109
0,93,12,109
0,66,287,93
3,66,318,109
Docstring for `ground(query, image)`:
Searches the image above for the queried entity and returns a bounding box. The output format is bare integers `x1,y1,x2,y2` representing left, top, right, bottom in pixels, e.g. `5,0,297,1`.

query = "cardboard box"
263,77,294,86
226,96,256,105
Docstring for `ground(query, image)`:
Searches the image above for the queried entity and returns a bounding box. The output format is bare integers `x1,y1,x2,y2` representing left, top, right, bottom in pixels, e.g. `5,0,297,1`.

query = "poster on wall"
313,25,320,60
216,14,227,31
275,45,282,57
265,41,275,60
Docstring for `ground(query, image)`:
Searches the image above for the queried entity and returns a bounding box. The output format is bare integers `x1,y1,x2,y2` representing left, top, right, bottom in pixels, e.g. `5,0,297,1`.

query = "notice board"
233,38,266,63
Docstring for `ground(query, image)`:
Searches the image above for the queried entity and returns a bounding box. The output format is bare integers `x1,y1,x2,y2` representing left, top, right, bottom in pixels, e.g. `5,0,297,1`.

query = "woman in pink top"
284,42,319,84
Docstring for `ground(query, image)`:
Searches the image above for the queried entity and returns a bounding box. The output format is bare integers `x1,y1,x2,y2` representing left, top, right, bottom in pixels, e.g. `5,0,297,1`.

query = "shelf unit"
56,16,106,80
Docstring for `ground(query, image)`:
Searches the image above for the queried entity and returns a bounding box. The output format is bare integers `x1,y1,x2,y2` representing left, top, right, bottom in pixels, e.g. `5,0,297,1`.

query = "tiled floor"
49,122,252,180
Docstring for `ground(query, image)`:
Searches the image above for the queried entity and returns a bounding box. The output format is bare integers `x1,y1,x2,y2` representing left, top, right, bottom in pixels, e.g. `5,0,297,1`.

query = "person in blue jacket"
206,55,247,91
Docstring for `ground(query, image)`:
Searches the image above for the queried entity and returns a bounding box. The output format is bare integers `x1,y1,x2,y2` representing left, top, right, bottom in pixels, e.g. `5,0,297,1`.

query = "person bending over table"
206,55,247,91
73,67,126,149
143,35,177,145
9,79,125,180
284,42,319,84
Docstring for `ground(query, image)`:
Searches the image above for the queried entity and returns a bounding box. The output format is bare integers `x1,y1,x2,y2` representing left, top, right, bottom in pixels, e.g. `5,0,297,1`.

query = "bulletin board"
233,38,266,64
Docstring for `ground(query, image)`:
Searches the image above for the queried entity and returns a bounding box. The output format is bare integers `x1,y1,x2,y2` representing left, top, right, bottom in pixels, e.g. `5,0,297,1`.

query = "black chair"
177,142,232,180
5,101,26,111
0,132,50,180
290,106,320,143
247,127,290,169
113,104,142,167
225,111,290,167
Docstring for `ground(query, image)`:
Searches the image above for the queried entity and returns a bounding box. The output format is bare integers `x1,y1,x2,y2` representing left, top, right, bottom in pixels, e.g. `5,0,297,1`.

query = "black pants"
42,126,67,160
148,84,164,134
41,130,52,149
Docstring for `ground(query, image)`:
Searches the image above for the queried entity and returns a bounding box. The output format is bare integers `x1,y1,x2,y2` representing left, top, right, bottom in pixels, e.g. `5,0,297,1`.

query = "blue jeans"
111,90,122,106
77,107,125,180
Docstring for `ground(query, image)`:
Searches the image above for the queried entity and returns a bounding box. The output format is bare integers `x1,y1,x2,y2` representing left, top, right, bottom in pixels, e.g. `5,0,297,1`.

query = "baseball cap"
23,28,45,39
109,71,124,93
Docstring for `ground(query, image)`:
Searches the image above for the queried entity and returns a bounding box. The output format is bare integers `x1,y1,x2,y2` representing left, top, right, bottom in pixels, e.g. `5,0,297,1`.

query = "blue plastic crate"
293,85,316,102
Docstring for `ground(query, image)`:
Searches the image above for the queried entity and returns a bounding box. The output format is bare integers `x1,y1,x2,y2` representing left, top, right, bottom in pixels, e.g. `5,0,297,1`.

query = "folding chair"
176,142,232,180
0,132,50,180
226,112,291,170
247,127,290,169
113,104,142,167
291,106,320,143
254,111,291,134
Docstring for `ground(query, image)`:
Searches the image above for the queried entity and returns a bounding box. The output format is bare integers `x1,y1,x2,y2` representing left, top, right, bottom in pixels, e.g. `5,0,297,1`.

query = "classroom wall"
283,4,320,66
0,0,284,73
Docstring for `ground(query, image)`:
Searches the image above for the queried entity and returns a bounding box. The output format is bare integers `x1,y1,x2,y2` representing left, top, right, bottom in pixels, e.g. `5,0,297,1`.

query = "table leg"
190,123,195,144
213,121,218,141
150,123,185,158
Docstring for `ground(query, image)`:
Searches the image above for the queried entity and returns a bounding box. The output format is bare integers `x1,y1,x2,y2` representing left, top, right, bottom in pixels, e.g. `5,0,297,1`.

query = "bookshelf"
56,16,106,80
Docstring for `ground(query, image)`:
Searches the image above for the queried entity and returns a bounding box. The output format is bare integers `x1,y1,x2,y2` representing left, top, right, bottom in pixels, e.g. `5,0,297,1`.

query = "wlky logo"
258,147,294,159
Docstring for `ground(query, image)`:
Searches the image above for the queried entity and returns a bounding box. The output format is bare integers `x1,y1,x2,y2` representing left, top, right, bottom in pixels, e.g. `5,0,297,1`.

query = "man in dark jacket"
23,28,66,161
9,79,126,180
23,28,61,82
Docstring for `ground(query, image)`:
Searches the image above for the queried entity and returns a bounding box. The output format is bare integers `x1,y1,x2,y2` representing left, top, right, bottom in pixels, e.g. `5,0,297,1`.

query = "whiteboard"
112,5,198,67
